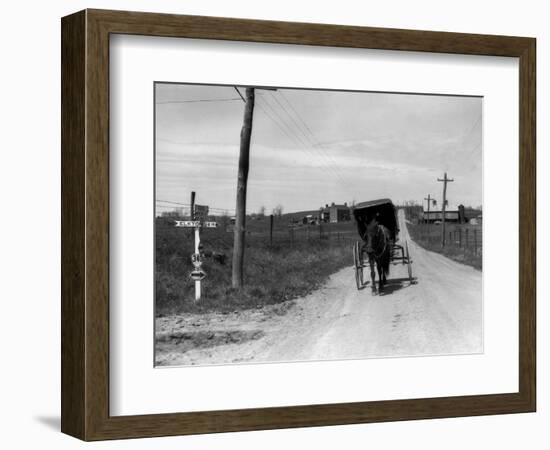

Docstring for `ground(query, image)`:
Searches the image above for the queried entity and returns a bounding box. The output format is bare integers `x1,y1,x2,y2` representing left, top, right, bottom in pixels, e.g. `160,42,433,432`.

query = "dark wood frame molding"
61,9,536,441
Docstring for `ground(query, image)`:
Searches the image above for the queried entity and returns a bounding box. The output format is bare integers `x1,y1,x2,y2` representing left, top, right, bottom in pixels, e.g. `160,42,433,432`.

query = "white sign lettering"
175,220,217,228
175,220,200,227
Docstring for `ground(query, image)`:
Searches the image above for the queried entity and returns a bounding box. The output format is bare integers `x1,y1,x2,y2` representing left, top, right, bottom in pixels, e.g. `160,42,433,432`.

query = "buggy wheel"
405,241,413,282
353,241,364,290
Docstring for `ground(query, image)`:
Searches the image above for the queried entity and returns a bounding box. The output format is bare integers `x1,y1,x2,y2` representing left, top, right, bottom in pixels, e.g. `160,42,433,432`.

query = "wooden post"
190,191,196,220
190,191,201,302
465,229,469,254
424,194,433,235
269,214,274,246
437,172,454,247
474,229,478,255
459,227,462,247
232,88,255,289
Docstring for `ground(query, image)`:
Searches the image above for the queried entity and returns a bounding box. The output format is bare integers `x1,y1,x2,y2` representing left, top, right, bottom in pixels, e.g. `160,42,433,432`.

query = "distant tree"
272,204,284,217
219,210,231,230
258,205,266,217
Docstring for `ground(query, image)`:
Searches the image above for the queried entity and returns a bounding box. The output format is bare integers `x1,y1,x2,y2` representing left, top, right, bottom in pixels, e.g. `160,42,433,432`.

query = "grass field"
406,221,482,270
155,217,355,315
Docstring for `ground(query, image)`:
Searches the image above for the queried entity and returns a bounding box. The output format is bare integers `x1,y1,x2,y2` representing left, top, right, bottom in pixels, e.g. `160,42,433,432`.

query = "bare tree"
272,204,284,217
258,205,266,217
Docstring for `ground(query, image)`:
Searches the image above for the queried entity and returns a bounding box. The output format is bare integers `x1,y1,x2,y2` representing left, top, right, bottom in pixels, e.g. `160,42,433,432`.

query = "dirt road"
156,210,482,366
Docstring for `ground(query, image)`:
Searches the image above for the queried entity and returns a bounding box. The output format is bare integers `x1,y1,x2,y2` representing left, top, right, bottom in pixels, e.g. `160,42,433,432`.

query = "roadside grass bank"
406,221,482,270
155,218,353,315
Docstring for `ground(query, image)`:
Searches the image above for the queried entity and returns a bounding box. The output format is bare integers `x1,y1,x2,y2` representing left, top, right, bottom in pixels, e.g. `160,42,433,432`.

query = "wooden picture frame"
61,9,536,441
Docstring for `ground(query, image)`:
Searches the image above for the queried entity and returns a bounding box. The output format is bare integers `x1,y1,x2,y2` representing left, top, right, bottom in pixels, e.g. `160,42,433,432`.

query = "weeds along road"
156,210,482,366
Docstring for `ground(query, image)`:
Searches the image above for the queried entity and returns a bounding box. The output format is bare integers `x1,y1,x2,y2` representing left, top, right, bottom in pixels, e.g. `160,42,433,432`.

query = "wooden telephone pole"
424,194,434,237
232,88,255,289
437,172,454,247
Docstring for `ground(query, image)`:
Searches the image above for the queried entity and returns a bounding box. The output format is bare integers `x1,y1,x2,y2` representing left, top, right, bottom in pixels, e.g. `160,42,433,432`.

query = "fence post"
465,229,469,254
449,231,452,245
459,228,462,248
474,229,478,256
269,214,274,246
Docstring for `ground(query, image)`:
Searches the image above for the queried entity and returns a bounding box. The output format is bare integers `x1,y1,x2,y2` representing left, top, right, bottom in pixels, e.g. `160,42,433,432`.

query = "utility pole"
232,87,255,289
424,194,433,224
269,214,274,246
424,194,433,239
437,172,454,247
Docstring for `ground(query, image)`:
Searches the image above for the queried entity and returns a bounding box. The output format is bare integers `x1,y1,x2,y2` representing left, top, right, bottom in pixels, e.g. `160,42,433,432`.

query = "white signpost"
174,202,217,301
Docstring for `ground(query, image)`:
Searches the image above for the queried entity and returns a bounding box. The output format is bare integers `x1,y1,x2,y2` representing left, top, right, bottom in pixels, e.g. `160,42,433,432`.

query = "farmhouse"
320,202,351,223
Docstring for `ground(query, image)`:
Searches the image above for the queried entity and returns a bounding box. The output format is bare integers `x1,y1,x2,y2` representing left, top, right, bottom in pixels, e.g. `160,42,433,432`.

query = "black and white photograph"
154,82,483,367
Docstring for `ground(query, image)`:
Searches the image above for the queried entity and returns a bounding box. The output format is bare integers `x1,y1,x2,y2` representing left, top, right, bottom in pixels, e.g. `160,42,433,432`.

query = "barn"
320,202,351,223
421,204,466,224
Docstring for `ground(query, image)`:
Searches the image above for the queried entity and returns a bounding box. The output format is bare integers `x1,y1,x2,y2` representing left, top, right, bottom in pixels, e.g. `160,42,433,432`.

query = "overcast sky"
155,83,482,216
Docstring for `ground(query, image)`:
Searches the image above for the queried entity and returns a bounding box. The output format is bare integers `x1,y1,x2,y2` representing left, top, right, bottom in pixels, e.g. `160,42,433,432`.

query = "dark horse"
363,217,392,294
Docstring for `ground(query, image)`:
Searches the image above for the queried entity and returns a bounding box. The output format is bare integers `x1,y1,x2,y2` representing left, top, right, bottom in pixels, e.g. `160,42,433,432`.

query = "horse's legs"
369,256,377,293
377,261,385,292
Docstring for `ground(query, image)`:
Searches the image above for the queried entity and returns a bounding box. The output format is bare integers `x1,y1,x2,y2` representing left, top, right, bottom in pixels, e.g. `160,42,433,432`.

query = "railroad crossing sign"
190,269,206,282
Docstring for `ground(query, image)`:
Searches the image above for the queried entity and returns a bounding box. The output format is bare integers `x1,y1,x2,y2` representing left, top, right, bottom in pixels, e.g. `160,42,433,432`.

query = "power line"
257,95,350,188
265,92,349,183
274,91,350,182
221,87,350,191
156,199,235,213
259,95,310,147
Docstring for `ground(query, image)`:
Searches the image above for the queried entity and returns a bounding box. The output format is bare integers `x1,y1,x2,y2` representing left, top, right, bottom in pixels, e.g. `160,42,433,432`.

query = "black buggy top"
352,198,413,290
353,198,399,242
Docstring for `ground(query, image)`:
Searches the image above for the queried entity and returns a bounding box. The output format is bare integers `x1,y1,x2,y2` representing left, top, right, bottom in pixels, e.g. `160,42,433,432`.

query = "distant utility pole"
424,194,433,237
232,87,255,289
437,172,454,247
423,194,433,224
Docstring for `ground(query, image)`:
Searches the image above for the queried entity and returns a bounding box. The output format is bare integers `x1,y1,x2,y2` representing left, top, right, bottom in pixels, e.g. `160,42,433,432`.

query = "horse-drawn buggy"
352,199,413,293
